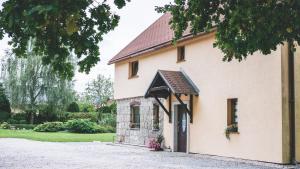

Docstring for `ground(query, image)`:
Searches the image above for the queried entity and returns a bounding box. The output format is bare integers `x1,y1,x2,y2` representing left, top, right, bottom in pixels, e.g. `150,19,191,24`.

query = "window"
129,61,139,78
177,46,185,62
130,105,140,128
227,98,238,127
153,104,159,130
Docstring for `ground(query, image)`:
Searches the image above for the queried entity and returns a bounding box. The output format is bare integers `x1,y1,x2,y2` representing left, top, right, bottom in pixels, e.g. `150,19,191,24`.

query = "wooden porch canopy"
145,70,199,123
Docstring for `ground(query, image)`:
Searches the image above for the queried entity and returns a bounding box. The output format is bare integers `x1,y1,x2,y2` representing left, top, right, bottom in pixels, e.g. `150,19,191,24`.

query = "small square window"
177,46,185,62
129,61,139,78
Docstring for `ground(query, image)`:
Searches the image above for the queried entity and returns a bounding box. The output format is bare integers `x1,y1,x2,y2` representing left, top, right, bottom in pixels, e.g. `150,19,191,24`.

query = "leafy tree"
158,0,300,61
0,83,11,121
84,75,113,106
67,102,80,112
3,41,76,117
78,102,95,113
0,0,130,79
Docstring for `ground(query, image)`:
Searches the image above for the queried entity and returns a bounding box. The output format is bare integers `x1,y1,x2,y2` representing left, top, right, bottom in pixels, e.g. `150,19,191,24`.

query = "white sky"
74,0,172,92
0,0,172,93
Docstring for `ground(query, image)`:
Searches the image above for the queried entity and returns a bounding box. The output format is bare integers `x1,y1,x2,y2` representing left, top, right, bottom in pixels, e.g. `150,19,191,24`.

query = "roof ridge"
108,13,178,64
109,13,170,62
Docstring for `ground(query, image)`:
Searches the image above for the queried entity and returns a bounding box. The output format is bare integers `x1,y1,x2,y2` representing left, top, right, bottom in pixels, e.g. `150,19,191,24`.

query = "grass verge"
0,129,115,142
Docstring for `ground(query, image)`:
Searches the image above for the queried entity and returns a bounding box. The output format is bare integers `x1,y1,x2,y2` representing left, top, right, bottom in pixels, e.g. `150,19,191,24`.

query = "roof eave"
108,28,217,65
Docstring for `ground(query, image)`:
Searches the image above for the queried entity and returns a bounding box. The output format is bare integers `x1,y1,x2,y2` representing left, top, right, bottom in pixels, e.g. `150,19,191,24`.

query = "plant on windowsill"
225,124,238,140
129,123,140,129
148,134,164,151
153,123,159,131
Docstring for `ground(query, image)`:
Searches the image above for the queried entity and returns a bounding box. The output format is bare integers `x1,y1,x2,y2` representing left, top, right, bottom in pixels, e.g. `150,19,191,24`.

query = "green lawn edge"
0,129,116,142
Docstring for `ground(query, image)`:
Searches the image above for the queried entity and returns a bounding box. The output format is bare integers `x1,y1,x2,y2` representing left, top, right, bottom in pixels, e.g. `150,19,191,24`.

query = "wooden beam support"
169,92,172,123
154,96,171,123
189,95,193,123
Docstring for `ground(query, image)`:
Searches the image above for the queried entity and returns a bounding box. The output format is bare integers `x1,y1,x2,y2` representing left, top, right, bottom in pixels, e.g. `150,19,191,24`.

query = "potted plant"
225,124,238,140
148,134,164,151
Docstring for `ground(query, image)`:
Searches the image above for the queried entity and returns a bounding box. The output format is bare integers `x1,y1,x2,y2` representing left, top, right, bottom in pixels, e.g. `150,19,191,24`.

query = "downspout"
288,41,296,164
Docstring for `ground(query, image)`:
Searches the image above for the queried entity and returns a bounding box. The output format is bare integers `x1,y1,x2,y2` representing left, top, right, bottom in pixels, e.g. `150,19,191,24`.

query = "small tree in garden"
67,102,80,112
0,83,11,121
84,75,113,106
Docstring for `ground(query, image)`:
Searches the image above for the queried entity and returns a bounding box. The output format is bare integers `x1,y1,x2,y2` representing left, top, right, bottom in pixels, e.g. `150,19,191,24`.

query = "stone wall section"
116,96,164,146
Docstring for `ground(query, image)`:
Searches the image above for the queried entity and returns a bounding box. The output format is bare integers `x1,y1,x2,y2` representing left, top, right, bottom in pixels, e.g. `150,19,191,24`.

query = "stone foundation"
116,96,164,146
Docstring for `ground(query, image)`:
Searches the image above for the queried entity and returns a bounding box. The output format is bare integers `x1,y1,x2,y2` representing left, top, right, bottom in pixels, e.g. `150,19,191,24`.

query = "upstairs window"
130,105,140,129
153,104,159,130
177,46,185,62
129,61,139,78
227,98,238,127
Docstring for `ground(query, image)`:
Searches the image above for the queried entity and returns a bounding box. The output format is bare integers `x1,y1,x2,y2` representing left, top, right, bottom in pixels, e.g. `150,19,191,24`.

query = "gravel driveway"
0,138,296,169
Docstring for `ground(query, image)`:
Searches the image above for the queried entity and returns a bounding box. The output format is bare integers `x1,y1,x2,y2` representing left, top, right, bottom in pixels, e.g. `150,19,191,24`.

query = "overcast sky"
0,0,172,93
74,0,172,92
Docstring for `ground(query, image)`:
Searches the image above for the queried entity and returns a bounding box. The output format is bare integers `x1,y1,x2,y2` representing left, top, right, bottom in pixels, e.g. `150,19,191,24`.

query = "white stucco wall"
114,33,283,163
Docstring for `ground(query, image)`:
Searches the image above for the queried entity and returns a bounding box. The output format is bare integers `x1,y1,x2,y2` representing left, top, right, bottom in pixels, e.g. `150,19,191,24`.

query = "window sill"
229,131,239,134
130,128,140,130
176,60,186,63
128,75,139,79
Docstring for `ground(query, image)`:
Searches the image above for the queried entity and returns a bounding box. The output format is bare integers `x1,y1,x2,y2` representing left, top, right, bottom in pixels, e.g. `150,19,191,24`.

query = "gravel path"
0,138,296,169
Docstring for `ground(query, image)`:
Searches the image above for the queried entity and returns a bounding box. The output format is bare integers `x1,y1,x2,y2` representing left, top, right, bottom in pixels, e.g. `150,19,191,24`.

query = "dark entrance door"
177,104,187,152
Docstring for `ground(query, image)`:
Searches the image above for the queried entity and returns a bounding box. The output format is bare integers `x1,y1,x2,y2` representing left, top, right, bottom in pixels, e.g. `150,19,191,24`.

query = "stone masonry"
116,96,164,146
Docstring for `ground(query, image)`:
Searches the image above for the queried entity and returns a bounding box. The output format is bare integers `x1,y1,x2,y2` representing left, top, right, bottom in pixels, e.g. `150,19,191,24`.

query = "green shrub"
7,118,18,124
68,112,97,122
100,114,116,127
94,125,115,133
8,113,28,124
19,120,27,124
0,84,11,122
79,103,95,112
67,102,80,112
66,119,98,133
33,122,65,132
0,122,11,129
56,112,70,122
11,124,36,130
104,125,116,133
94,125,109,133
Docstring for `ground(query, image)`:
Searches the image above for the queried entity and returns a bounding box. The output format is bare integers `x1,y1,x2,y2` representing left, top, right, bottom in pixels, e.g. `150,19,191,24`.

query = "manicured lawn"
0,129,115,142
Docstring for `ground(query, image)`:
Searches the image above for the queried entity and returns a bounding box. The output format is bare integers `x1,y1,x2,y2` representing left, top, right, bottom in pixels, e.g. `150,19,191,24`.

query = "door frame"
172,101,190,153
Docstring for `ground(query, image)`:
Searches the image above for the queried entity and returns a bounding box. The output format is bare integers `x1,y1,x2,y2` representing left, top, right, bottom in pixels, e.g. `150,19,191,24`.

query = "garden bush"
35,109,58,124
11,124,36,130
0,84,11,122
33,122,65,132
0,122,11,129
68,112,97,122
99,114,116,127
103,125,116,133
66,119,97,133
93,125,115,133
67,102,80,112
7,118,18,124
8,113,28,124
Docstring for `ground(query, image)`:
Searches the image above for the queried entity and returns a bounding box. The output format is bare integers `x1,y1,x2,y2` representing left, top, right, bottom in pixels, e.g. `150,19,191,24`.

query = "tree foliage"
84,75,113,106
158,0,300,61
0,83,11,121
67,102,80,112
3,41,75,113
0,0,130,79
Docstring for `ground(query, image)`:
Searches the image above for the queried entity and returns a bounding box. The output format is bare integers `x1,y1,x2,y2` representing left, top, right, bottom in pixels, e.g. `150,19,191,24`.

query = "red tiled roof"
145,70,199,98
108,13,191,64
158,70,199,95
